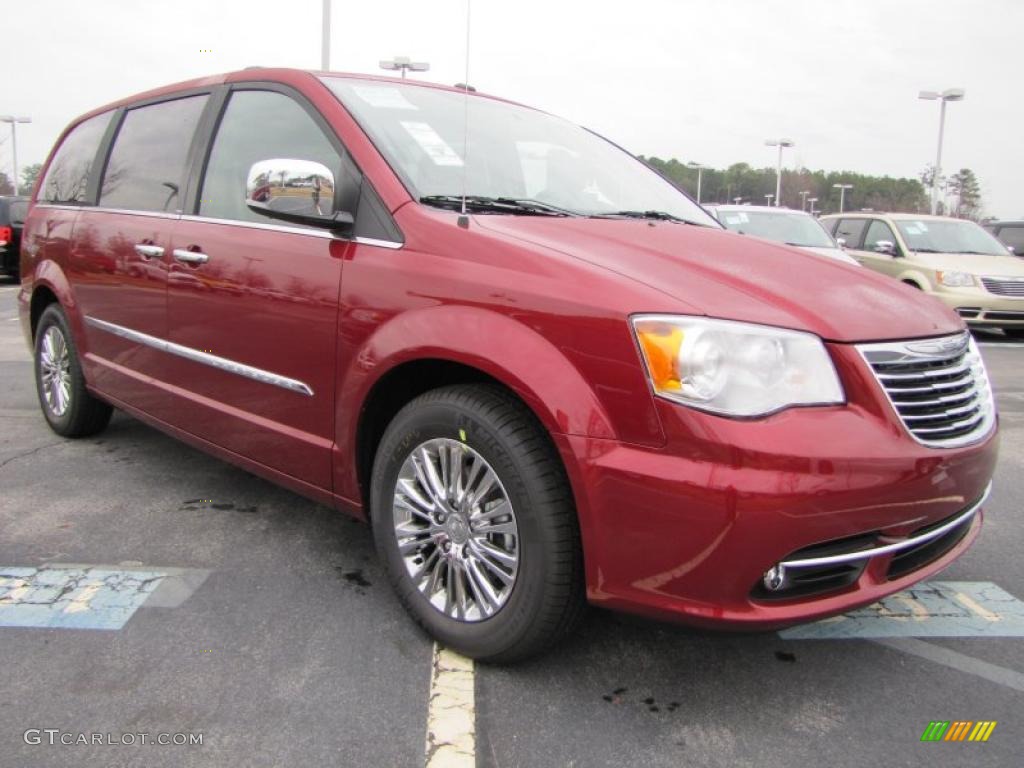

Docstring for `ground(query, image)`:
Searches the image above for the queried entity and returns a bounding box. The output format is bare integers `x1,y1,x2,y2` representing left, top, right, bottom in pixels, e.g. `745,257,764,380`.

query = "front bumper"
558,342,998,629
930,285,1024,328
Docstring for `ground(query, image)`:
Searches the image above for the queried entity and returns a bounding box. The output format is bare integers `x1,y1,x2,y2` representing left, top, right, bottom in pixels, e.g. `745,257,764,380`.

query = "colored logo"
921,721,997,742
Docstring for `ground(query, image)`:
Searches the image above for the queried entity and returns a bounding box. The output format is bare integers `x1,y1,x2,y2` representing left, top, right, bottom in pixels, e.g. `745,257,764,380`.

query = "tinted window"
100,95,208,213
39,111,113,204
10,200,28,224
863,219,898,251
996,225,1024,253
200,90,355,226
834,218,868,249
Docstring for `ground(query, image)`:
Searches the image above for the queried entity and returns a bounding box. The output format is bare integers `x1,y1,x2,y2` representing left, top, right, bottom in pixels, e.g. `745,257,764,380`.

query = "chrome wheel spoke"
39,327,72,417
393,437,519,623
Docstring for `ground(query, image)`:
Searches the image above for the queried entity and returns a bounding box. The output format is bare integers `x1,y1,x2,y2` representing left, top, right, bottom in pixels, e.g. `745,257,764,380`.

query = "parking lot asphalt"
1,274,1022,768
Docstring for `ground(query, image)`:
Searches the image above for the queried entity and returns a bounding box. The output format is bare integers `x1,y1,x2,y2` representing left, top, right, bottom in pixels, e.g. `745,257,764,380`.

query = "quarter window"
199,90,355,226
39,111,113,204
100,95,209,213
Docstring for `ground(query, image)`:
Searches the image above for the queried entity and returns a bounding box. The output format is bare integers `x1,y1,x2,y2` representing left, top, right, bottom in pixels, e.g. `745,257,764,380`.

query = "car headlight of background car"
937,270,976,288
632,315,845,417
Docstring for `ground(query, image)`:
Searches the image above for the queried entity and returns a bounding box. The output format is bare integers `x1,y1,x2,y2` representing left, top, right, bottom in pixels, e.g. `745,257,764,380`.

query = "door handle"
134,244,164,259
173,248,209,265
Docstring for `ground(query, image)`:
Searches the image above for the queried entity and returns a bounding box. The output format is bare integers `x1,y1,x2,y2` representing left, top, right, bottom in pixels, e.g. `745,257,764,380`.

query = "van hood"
475,216,963,343
909,250,1024,276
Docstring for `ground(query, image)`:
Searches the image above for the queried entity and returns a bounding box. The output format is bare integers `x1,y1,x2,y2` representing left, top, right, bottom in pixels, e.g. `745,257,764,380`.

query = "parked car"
0,195,29,279
20,69,997,661
705,204,859,265
984,219,1024,256
822,212,1024,338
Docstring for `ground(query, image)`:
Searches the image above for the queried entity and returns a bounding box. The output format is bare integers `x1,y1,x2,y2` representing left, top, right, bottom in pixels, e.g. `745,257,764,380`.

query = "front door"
855,219,904,277
163,88,357,490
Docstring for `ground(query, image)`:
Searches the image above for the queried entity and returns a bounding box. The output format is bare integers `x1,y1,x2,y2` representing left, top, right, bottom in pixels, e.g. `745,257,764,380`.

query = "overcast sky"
5,0,1021,217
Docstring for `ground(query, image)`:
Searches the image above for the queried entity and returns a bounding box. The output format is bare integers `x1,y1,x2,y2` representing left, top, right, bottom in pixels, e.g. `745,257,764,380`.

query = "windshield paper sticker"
400,121,464,166
352,85,418,111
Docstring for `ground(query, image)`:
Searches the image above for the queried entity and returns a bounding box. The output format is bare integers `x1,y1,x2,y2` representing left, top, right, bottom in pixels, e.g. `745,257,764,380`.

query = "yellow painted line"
894,595,929,621
424,644,475,768
953,591,1002,622
63,583,101,614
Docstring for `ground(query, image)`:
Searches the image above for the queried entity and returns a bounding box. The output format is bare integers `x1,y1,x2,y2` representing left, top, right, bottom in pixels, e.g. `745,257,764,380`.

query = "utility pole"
765,138,794,207
0,116,31,195
918,88,965,215
833,183,853,213
321,0,331,70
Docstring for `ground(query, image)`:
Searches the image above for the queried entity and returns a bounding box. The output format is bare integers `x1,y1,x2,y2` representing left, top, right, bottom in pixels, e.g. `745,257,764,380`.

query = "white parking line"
424,644,475,767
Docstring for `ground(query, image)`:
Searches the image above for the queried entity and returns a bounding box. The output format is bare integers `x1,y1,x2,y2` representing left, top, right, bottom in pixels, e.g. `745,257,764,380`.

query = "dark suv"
0,195,28,279
985,220,1024,256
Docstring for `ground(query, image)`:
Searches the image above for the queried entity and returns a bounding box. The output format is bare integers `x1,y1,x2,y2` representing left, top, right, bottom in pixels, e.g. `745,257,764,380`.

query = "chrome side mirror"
246,158,352,231
873,240,897,256
836,237,847,248
1008,245,1016,255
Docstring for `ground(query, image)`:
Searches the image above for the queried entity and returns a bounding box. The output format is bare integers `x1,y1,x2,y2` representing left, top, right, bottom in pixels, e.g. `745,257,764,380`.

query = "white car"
707,204,859,266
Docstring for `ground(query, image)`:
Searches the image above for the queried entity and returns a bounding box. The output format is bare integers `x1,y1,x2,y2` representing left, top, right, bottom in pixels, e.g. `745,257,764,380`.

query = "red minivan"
19,69,998,661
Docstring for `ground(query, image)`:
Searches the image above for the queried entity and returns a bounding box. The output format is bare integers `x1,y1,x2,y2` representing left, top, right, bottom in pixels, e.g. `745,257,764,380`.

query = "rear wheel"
371,384,584,662
34,305,112,437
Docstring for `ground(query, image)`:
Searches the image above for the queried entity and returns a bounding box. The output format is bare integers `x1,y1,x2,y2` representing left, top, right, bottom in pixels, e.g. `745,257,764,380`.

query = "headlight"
937,270,975,288
631,315,844,417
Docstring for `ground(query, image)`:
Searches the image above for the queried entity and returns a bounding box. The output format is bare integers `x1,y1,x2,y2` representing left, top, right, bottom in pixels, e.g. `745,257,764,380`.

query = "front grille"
981,276,1024,297
858,333,995,447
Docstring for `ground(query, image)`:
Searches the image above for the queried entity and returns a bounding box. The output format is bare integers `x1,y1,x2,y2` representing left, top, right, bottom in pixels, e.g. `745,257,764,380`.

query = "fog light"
763,564,787,592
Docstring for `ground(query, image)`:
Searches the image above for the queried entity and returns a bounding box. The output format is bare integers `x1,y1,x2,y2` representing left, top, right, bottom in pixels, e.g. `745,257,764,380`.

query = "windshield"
714,209,835,247
894,219,1008,256
322,77,718,225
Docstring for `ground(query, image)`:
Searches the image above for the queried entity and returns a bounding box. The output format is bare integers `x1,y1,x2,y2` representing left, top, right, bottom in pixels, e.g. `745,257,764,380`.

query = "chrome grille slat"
982,277,1024,297
857,333,996,448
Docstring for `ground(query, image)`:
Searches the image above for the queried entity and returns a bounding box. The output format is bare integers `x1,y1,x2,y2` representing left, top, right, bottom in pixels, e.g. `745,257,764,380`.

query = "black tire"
371,384,585,663
1003,328,1024,340
34,304,112,437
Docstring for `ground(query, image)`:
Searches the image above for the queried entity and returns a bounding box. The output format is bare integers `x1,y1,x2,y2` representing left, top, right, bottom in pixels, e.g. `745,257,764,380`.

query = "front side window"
716,210,836,248
100,95,208,213
834,218,868,249
996,225,1024,253
322,77,719,225
894,219,1008,256
39,111,113,204
200,90,352,225
863,220,898,252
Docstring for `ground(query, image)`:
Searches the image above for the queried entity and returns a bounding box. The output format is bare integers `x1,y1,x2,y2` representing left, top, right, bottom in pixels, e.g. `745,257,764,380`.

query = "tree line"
641,156,984,219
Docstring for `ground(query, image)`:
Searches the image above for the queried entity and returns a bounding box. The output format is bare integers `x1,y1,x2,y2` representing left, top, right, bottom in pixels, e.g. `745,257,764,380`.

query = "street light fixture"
686,161,706,204
765,138,794,207
764,194,774,206
732,196,743,205
919,87,965,215
379,56,430,79
833,183,853,213
807,197,818,216
0,116,31,195
800,190,810,211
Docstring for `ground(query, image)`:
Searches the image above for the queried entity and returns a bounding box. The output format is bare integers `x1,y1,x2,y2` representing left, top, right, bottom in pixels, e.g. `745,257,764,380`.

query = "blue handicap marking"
779,581,1024,640
0,566,165,630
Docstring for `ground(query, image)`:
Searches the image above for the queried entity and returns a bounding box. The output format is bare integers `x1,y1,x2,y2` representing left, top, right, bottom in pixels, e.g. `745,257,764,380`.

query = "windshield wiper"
591,210,709,226
419,195,574,216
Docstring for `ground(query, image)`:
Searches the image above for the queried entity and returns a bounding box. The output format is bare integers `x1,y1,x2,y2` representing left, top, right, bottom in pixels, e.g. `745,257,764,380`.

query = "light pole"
321,0,331,70
807,197,818,216
379,56,430,79
765,138,794,207
919,88,965,215
833,183,853,213
800,190,810,211
732,196,743,204
0,116,31,195
686,161,706,204
764,194,774,206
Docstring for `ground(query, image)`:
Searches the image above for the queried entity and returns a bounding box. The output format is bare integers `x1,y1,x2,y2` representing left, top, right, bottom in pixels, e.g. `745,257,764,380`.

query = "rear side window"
834,218,868,249
100,95,208,213
997,225,1024,253
39,111,113,204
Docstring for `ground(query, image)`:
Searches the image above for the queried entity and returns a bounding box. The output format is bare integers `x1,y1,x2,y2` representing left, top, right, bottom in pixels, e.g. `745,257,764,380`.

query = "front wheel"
371,384,584,663
34,304,112,437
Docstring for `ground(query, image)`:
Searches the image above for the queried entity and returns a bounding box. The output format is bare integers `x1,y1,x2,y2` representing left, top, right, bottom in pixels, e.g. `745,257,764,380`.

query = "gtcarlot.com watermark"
24,729,203,747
